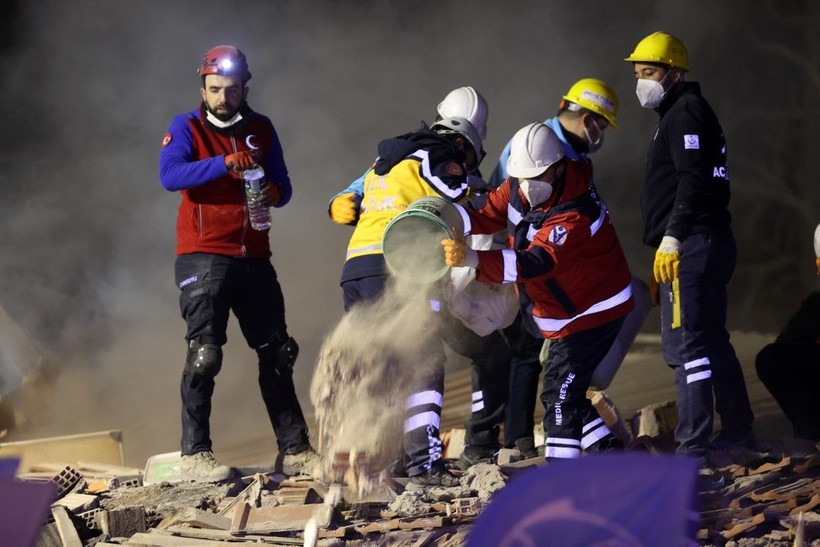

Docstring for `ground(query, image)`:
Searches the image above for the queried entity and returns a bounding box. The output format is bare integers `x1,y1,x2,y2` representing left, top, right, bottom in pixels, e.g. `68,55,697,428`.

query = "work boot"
406,460,461,491
457,444,498,470
180,451,233,482
276,446,323,477
696,455,726,489
514,437,541,460
585,435,625,454
708,429,757,451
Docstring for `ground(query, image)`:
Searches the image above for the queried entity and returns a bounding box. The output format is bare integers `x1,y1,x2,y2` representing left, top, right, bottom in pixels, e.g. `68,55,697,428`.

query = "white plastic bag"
442,232,519,336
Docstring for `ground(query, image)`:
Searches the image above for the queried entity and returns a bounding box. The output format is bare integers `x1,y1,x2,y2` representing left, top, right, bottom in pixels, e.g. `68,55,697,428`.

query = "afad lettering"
712,165,729,180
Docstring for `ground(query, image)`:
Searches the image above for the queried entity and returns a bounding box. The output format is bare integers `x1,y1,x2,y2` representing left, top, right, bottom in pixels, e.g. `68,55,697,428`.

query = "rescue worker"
487,79,623,457
624,31,755,464
488,78,616,186
329,87,511,471
331,86,490,220
442,122,634,460
337,115,485,487
159,45,320,481
755,222,820,449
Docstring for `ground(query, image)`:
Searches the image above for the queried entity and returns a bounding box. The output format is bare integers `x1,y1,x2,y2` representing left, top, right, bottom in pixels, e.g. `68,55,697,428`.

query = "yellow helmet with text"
561,78,619,128
624,31,689,72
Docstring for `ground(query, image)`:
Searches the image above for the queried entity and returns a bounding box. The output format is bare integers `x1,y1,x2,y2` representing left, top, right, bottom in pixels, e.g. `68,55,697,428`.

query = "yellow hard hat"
625,31,689,71
561,78,619,128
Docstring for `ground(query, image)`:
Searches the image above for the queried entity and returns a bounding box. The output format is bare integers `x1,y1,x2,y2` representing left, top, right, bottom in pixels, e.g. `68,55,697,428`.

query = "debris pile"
2,440,818,545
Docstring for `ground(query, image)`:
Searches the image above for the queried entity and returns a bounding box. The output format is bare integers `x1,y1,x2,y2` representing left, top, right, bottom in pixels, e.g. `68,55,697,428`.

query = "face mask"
635,71,670,109
583,118,605,154
519,179,553,206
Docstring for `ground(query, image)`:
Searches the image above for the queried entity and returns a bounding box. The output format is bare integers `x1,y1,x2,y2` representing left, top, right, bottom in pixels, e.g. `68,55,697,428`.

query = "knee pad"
184,338,223,378
257,334,299,377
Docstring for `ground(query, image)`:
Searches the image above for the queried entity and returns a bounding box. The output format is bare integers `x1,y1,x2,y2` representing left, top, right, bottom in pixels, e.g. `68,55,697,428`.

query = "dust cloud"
311,200,458,473
0,0,816,467
311,278,437,473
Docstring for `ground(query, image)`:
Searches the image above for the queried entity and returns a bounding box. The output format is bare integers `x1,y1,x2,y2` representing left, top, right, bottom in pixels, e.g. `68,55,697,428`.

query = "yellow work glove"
329,192,359,225
653,236,681,284
441,238,478,268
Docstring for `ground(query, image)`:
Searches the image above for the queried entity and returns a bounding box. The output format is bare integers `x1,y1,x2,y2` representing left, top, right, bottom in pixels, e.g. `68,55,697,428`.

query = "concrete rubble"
0,425,816,546
0,387,816,545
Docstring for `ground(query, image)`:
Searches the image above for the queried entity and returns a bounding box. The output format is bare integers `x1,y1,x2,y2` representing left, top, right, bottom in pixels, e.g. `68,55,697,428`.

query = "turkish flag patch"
162,133,172,147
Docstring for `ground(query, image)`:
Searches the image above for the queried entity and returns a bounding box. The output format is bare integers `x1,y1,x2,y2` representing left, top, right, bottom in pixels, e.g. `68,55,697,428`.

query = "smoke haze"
0,0,817,466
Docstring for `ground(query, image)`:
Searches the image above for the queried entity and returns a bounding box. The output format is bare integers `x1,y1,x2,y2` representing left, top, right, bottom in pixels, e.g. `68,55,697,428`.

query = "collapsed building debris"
0,429,817,546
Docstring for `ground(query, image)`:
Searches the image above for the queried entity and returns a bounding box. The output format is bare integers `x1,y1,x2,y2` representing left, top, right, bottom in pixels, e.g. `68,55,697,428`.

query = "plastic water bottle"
242,166,271,231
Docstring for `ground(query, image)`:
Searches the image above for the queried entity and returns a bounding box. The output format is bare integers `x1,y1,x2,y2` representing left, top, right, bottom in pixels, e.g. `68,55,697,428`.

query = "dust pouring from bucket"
310,197,465,491
310,277,439,492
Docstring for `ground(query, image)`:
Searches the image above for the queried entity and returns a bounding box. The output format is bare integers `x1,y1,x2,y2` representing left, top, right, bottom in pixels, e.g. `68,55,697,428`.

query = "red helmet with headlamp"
197,45,252,82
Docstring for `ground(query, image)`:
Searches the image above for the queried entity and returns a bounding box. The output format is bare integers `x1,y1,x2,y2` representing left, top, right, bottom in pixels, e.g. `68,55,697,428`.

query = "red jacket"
466,160,633,339
159,105,291,258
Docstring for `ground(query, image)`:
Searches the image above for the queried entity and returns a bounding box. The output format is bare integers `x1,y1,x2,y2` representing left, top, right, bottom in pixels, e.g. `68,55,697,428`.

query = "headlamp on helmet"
197,45,252,82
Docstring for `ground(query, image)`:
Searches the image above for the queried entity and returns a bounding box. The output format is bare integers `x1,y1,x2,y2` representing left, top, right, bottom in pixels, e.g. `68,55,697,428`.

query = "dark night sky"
0,0,817,464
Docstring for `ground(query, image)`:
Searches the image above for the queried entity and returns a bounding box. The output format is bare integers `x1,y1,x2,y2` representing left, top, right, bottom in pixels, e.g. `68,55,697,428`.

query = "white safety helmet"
506,122,565,179
814,222,820,259
431,116,483,160
437,86,489,140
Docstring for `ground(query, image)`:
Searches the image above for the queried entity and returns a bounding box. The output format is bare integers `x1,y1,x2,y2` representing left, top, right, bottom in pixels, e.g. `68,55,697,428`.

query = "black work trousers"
502,312,545,447
541,318,623,459
176,253,309,456
439,310,510,449
342,275,446,476
659,232,754,456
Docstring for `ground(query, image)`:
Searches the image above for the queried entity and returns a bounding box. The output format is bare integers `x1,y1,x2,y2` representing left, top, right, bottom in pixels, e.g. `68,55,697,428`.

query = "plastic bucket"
383,196,464,283
143,451,183,485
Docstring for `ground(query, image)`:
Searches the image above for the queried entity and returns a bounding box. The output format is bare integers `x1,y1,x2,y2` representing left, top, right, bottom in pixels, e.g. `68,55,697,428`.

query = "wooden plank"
216,474,267,516
398,516,448,530
76,460,143,477
355,518,400,534
162,526,306,544
0,430,124,471
721,513,766,539
229,501,250,535
157,507,231,531
123,532,230,546
243,504,333,533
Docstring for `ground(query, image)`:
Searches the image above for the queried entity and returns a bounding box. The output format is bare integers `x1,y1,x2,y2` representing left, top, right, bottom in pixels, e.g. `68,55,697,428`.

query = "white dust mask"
520,179,553,207
583,117,604,153
635,71,671,109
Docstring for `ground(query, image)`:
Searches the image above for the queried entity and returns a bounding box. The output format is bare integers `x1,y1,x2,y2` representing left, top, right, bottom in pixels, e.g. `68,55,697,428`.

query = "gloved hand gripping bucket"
383,196,465,283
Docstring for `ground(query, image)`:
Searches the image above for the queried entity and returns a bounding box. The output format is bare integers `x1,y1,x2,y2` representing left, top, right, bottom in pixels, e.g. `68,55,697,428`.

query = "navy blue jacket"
641,82,732,247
